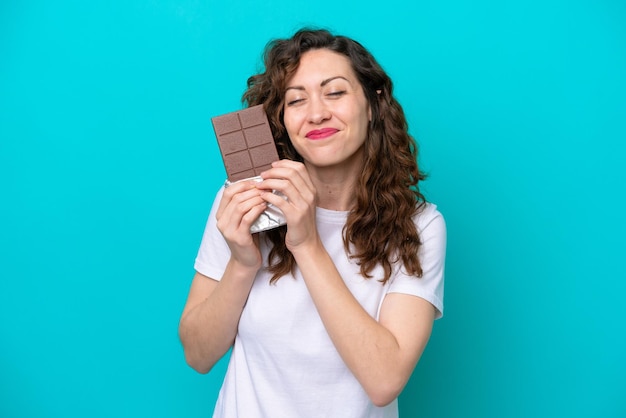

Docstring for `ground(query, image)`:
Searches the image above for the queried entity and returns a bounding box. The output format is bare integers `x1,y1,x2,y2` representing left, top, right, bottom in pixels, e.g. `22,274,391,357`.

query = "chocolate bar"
211,105,279,182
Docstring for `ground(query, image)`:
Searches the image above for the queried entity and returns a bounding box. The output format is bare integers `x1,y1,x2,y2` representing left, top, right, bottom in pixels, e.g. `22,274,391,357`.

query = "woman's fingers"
258,161,316,211
256,161,319,249
217,194,266,237
214,181,267,269
216,180,260,220
267,160,315,191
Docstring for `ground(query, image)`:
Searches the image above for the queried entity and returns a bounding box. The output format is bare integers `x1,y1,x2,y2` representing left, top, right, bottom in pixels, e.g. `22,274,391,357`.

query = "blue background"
1,0,625,417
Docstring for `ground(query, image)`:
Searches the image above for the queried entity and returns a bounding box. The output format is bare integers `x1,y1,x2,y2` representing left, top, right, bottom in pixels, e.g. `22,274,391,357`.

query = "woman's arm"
291,243,435,407
179,264,257,373
258,160,441,406
179,180,267,373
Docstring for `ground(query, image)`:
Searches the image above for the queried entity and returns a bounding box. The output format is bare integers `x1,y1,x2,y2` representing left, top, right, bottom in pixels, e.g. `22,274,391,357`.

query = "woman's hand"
216,179,267,270
257,160,318,251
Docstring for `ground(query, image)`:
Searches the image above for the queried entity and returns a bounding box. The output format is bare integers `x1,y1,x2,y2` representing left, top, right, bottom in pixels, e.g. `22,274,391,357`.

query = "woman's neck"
306,160,362,212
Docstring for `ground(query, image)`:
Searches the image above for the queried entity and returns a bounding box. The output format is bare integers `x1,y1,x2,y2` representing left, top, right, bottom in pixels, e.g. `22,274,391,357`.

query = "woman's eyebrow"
320,76,350,86
285,76,352,92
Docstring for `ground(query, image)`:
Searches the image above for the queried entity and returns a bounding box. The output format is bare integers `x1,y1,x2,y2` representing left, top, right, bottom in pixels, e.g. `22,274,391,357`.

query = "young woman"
179,28,446,418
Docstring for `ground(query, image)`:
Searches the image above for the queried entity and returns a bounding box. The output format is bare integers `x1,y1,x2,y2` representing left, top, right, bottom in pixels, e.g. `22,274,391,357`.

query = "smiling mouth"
305,128,339,140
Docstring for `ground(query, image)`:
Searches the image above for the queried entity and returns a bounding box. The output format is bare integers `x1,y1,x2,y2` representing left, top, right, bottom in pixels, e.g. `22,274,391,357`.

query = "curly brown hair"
242,28,427,284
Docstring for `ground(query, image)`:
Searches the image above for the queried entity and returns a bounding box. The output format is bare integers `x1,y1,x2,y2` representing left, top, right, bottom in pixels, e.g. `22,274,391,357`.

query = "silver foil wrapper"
224,176,287,233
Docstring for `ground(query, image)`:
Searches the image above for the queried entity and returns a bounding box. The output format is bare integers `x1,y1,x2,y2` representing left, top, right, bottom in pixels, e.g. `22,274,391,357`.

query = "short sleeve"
194,186,231,281
387,204,446,319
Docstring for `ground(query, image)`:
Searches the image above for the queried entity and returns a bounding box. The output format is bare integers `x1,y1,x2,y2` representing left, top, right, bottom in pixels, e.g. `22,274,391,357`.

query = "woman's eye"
327,91,346,98
286,98,304,106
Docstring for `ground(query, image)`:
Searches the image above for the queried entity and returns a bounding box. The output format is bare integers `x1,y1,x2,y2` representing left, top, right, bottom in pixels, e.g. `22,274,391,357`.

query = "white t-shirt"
195,187,446,418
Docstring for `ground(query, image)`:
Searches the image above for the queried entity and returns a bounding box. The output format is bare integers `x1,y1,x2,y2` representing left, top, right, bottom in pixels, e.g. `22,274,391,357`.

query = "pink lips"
305,128,339,140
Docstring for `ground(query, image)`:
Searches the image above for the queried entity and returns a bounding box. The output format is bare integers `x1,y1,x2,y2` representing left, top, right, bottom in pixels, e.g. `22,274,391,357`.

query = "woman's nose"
307,98,331,124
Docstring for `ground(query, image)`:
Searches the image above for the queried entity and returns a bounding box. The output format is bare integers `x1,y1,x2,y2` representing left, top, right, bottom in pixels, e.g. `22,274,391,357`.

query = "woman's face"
282,48,371,170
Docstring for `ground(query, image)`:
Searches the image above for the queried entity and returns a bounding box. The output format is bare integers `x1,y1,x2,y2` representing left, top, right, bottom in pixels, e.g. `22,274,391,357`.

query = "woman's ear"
368,90,383,122
373,89,385,121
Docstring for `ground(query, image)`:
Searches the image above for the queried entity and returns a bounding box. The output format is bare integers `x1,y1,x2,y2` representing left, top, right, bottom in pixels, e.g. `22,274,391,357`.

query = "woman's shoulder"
414,202,445,233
